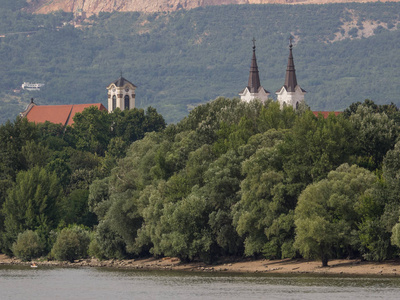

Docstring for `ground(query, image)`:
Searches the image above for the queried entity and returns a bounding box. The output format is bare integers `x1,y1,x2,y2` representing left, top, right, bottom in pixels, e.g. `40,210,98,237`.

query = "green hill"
1,3,400,123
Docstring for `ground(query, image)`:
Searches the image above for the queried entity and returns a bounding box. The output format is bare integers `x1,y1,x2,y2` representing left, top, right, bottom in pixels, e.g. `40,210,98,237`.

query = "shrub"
12,230,45,261
51,226,90,262
88,237,105,260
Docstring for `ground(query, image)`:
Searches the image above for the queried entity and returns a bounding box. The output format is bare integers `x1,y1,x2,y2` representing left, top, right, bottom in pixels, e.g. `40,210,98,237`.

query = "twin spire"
248,37,261,93
238,38,270,102
284,37,298,92
240,37,306,109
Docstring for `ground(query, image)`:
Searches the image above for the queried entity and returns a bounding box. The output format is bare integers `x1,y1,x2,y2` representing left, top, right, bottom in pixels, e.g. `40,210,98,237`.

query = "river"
1,265,400,299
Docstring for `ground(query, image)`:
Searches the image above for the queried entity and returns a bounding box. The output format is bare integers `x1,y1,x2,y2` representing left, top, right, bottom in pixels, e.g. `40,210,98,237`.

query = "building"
239,38,270,102
21,82,45,91
276,38,306,109
106,75,136,113
312,111,342,118
20,75,137,125
20,98,106,126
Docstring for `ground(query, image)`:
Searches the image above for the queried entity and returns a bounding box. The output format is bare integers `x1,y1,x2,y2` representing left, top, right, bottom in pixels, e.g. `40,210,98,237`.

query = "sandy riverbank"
1,254,400,276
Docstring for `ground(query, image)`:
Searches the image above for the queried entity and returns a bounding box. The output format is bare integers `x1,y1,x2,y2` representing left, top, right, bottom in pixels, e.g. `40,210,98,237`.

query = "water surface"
1,265,399,299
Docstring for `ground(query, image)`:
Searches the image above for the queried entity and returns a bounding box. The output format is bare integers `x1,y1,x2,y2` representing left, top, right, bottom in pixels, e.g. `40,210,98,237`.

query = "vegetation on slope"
1,3,400,124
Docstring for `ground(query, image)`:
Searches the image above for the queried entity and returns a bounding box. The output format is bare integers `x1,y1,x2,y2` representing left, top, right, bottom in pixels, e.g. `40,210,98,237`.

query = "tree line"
0,106,166,261
2,98,400,266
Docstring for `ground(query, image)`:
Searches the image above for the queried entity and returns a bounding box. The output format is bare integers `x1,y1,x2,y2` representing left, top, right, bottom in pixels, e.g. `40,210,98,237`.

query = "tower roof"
247,38,261,93
276,37,306,94
284,39,297,92
111,76,137,88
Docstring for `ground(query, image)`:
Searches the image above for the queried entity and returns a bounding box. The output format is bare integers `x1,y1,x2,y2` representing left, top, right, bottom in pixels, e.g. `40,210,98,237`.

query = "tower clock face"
112,88,116,92
125,88,129,92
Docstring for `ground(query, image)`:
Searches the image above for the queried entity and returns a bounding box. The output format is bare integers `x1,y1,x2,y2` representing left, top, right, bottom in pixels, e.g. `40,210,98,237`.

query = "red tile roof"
26,103,106,126
312,111,342,118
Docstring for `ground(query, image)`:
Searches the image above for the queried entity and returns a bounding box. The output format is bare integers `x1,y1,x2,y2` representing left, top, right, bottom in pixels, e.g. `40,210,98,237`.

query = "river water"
1,265,400,299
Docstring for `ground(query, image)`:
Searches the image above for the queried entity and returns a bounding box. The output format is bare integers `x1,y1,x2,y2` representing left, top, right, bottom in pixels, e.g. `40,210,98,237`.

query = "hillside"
25,0,400,14
0,3,400,123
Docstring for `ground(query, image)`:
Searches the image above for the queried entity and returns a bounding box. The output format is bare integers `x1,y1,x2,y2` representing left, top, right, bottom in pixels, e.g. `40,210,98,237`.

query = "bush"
88,236,105,260
51,226,90,262
12,230,45,261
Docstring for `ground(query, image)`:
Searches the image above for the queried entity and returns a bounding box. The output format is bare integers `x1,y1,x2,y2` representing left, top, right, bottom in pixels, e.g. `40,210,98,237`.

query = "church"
20,38,339,125
239,38,339,118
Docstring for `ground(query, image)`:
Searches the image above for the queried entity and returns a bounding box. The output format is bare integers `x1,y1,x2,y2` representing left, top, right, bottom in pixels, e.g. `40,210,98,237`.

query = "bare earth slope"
27,0,400,14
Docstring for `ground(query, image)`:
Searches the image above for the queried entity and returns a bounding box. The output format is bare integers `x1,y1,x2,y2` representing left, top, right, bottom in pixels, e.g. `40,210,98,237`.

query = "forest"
1,2,400,124
2,98,400,266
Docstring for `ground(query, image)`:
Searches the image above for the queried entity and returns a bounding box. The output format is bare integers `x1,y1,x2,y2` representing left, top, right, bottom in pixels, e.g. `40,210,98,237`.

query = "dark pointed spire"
284,37,298,92
247,37,261,93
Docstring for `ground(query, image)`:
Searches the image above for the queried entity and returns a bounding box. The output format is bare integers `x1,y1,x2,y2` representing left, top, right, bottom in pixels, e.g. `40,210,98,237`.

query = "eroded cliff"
26,0,399,15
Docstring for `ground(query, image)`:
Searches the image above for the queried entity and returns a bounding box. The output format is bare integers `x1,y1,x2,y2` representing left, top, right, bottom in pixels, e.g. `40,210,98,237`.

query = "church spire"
239,38,269,103
276,36,306,109
284,37,297,92
248,37,261,93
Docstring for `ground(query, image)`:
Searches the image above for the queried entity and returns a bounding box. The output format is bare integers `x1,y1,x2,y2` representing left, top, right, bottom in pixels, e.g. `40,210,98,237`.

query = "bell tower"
106,74,137,113
276,37,306,109
239,38,270,102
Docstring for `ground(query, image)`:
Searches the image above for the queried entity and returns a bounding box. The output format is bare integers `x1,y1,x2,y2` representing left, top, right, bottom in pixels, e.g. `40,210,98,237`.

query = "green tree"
21,140,51,168
374,141,400,259
71,106,111,155
2,166,62,252
279,110,355,184
294,164,376,266
233,129,289,258
60,189,97,227
350,105,399,170
51,225,90,262
12,230,45,261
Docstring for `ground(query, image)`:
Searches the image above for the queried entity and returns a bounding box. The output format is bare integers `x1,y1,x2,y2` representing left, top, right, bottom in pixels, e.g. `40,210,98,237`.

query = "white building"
276,40,306,109
239,39,270,102
106,75,137,113
21,82,45,91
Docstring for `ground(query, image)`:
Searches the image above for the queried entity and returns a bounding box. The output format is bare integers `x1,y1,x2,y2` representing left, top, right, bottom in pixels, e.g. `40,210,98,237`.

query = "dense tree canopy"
294,164,376,266
2,98,400,266
0,105,165,254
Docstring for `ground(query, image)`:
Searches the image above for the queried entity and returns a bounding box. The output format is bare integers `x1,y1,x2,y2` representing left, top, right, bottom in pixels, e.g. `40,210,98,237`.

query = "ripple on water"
1,266,400,300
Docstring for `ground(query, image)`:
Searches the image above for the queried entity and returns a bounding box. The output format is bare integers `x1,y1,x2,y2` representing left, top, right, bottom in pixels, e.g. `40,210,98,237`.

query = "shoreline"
2,255,400,276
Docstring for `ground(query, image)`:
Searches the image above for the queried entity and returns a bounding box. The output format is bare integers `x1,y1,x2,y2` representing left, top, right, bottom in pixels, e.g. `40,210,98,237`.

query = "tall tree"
2,166,62,253
294,164,376,266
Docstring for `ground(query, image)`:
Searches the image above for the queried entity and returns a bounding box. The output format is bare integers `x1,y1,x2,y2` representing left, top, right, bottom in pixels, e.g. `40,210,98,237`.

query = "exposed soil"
2,254,400,276
26,0,400,15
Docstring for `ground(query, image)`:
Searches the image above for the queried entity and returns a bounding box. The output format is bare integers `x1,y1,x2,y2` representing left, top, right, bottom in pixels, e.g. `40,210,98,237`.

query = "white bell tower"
276,37,306,109
239,38,270,102
106,75,137,113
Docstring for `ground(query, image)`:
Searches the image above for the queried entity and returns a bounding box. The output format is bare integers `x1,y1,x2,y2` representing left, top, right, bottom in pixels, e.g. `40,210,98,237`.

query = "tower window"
296,102,299,110
112,95,116,111
124,95,130,110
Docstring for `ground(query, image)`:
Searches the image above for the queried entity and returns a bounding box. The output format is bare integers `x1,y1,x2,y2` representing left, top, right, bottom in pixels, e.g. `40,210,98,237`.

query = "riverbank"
1,254,400,276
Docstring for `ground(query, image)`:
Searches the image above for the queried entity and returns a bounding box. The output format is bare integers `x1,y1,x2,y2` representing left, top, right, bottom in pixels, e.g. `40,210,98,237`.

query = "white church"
240,38,306,109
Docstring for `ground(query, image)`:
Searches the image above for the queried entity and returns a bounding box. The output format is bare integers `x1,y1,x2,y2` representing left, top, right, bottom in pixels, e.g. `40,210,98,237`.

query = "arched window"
112,95,116,111
296,102,299,110
124,95,130,110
